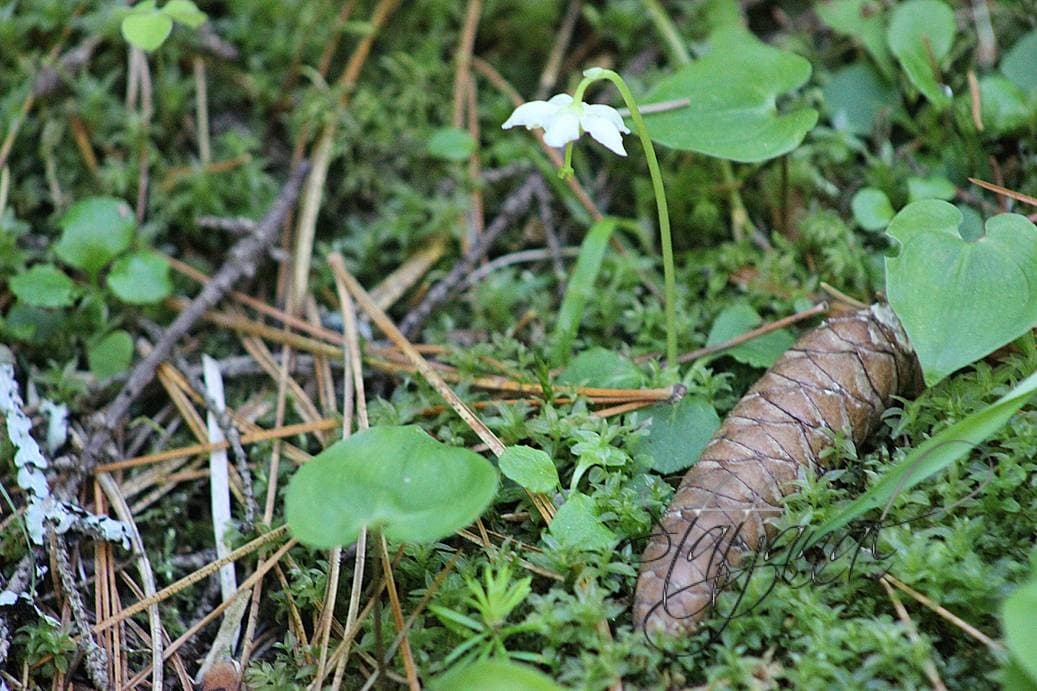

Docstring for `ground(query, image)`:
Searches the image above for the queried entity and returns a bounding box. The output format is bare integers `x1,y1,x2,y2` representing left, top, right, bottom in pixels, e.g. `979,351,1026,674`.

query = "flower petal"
585,104,630,134
502,100,557,130
581,113,627,156
542,111,582,148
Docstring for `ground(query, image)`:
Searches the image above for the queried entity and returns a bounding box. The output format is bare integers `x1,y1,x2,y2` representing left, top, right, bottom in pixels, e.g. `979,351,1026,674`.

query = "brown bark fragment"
633,305,921,636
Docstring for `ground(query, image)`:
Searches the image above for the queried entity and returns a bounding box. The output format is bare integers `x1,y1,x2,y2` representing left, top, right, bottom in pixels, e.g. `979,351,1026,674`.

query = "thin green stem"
576,68,677,365
642,0,691,65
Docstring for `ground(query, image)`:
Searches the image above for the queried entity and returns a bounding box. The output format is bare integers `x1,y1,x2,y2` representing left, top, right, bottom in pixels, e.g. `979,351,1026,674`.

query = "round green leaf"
634,397,720,474
285,425,498,548
106,251,173,305
55,197,135,277
429,660,564,691
548,492,616,551
87,330,134,381
643,26,818,162
498,445,559,493
426,127,477,161
887,0,956,109
822,62,897,135
705,303,795,368
906,175,956,202
885,200,1037,385
977,76,1032,135
121,10,173,52
1002,30,1037,95
852,188,896,231
816,0,894,79
9,264,77,308
557,347,642,388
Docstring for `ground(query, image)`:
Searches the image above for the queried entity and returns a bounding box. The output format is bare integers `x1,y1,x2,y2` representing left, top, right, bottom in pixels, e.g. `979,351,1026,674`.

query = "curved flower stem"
573,68,678,366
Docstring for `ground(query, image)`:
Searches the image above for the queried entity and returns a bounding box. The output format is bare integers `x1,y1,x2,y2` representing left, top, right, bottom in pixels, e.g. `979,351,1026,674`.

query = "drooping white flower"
502,94,631,156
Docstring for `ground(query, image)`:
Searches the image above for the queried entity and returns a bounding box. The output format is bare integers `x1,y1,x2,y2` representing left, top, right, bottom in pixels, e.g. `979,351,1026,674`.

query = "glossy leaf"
851,187,895,231
557,347,642,389
285,425,498,548
429,660,564,691
548,492,615,551
642,26,817,162
55,197,135,278
887,0,955,109
106,251,173,305
634,397,720,474
885,200,1037,385
1002,30,1037,95
822,62,897,135
9,264,77,308
498,445,559,493
705,303,794,368
87,330,134,380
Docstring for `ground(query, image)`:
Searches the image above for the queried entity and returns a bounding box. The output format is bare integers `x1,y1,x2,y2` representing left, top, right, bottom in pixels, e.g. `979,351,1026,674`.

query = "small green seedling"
121,0,207,52
285,425,498,548
429,659,563,691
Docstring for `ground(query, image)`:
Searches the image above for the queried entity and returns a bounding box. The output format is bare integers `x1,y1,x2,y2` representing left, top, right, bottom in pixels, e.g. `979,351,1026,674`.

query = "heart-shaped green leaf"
106,251,173,305
162,0,207,29
1002,30,1037,95
285,425,498,548
885,200,1037,385
557,347,643,389
9,264,77,308
87,330,134,380
426,127,476,161
499,445,559,493
851,187,896,231
121,10,173,52
642,26,818,162
633,397,720,474
55,197,135,278
887,0,956,109
822,62,897,135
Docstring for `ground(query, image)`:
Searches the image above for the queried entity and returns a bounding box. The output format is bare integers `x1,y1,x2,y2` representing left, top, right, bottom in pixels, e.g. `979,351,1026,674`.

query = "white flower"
502,94,631,156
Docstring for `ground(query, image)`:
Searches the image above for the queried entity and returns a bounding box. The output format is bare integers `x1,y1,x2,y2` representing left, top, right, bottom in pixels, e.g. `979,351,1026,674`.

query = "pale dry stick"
324,251,371,688
463,247,581,288
368,237,448,311
0,166,9,214
96,418,336,473
819,283,867,310
237,347,294,672
95,472,164,690
968,176,1037,208
290,0,402,313
317,0,360,76
536,0,582,100
193,56,211,164
452,0,481,129
378,534,420,690
91,486,119,687
466,74,486,246
327,253,556,523
120,537,298,689
129,47,154,222
90,526,290,637
881,573,1006,653
967,70,984,133
117,572,194,689
307,298,339,419
879,576,948,691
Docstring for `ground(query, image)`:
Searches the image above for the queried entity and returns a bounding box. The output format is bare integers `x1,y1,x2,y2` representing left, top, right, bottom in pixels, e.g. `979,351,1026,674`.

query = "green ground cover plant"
0,0,1035,689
